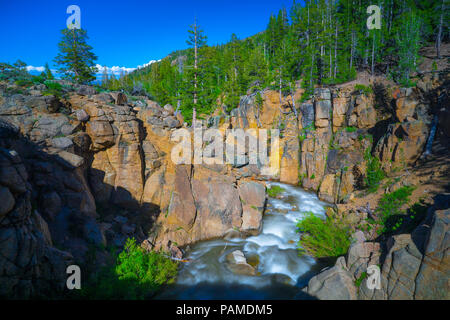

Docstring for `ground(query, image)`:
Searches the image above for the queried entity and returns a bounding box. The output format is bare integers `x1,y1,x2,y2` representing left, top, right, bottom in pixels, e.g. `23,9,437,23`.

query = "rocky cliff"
303,195,449,300
0,81,269,298
0,65,448,298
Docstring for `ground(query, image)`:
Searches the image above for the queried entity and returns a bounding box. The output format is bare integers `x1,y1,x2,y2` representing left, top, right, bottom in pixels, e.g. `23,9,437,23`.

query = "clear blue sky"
0,0,296,73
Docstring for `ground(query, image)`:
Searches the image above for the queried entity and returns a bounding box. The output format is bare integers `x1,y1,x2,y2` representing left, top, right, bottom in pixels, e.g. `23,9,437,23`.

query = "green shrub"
354,84,373,95
43,80,64,98
432,61,438,72
299,133,307,143
78,238,178,299
267,185,285,198
14,78,33,87
355,271,368,287
376,186,415,233
32,75,46,84
44,80,63,91
364,149,385,193
4,87,24,96
296,212,352,258
255,91,263,110
115,238,177,288
345,126,358,133
405,200,428,232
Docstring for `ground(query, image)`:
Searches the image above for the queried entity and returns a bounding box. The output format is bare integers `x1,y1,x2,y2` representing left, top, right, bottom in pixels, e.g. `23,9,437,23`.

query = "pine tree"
224,34,243,110
185,19,207,106
101,66,109,87
44,63,54,80
54,28,98,84
394,10,422,87
115,0,442,115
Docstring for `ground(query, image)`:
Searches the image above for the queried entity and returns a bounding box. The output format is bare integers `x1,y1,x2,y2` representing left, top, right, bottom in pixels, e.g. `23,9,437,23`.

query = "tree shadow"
376,193,450,265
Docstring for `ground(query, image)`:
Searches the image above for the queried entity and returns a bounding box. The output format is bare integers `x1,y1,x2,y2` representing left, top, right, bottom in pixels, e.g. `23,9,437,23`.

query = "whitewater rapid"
157,182,328,299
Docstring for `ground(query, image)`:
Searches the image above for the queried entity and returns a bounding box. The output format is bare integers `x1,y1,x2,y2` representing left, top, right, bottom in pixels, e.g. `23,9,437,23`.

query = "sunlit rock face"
0,66,446,299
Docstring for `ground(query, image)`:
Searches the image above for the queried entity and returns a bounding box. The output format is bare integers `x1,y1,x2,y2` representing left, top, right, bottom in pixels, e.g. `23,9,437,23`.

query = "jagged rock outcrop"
0,85,188,297
149,162,267,249
208,79,437,206
303,256,358,300
0,147,73,298
0,69,446,298
375,87,431,172
303,196,450,300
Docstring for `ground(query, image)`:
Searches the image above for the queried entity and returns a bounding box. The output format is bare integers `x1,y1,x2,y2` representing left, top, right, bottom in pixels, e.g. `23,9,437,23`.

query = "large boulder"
303,257,357,300
30,115,70,141
76,85,97,96
75,109,90,122
110,92,128,106
93,92,114,104
318,174,336,203
225,250,256,276
51,137,73,150
191,175,242,241
163,116,181,129
354,95,377,128
238,181,266,236
372,207,450,300
85,120,115,151
414,208,450,299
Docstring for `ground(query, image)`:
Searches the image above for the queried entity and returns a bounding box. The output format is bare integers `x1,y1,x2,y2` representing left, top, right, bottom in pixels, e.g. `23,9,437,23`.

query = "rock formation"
0,68,448,299
304,196,449,300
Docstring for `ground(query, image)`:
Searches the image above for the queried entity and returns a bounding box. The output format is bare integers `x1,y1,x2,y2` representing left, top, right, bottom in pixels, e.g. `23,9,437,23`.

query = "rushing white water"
157,182,328,299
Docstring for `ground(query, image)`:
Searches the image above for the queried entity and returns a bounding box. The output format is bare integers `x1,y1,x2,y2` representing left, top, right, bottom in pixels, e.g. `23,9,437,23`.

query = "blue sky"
0,0,295,75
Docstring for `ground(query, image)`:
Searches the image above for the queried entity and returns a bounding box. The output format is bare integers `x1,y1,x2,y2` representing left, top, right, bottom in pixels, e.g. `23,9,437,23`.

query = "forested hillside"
102,0,447,122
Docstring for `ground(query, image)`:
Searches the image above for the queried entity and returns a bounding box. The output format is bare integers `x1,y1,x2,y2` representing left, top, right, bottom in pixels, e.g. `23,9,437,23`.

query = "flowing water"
156,182,328,300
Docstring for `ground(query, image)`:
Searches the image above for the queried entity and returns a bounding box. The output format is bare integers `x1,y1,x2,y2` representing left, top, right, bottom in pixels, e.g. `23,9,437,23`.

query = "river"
156,182,329,299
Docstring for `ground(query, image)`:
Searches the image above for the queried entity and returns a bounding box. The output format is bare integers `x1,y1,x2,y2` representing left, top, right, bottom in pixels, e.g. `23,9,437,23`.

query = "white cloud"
136,60,160,69
26,65,45,72
27,59,161,77
95,64,135,75
96,60,161,75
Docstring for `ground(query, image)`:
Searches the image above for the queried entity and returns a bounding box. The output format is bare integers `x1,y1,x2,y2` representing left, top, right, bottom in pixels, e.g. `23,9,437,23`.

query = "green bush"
267,185,285,198
345,126,358,133
364,149,385,193
32,75,46,84
354,84,373,95
43,80,64,98
78,238,178,299
296,212,352,258
376,186,414,233
355,271,368,287
255,91,263,110
14,78,33,87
